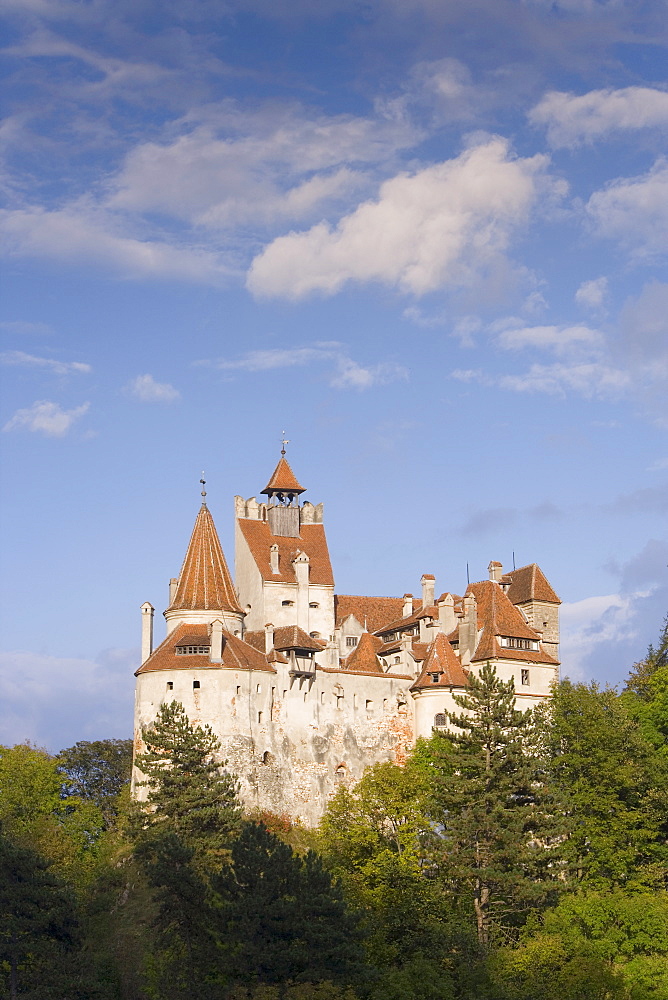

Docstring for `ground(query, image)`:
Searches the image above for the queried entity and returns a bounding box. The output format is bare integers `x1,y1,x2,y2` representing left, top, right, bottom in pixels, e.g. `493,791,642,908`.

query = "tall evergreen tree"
218,822,368,988
133,701,241,871
431,663,565,948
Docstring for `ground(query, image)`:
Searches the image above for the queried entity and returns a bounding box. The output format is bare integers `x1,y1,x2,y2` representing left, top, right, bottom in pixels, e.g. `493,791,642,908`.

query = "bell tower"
260,440,306,538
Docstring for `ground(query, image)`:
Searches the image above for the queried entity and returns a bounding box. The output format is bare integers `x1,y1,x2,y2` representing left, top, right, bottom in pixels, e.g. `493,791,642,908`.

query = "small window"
166,681,173,691
521,669,530,686
176,645,210,655
334,764,346,783
236,685,241,695
336,694,344,710
383,698,388,712
282,600,294,607
258,711,263,723
394,655,401,664
434,713,447,729
256,684,262,693
309,602,319,609
353,693,358,708
262,750,274,765
310,631,321,639
193,680,200,689
346,636,358,647
365,699,373,713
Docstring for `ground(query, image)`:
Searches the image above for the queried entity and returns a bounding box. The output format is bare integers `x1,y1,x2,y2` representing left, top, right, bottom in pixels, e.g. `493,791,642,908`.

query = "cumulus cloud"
126,374,180,403
0,350,91,375
2,399,90,436
247,138,552,299
0,647,135,751
586,158,668,259
530,86,668,147
561,538,668,686
575,276,608,309
201,343,407,390
0,206,232,284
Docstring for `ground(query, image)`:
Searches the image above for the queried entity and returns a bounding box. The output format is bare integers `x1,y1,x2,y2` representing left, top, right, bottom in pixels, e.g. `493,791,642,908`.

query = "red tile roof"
238,519,334,585
261,456,305,496
343,632,384,673
466,580,559,664
411,633,469,691
272,625,325,651
136,623,274,675
334,594,417,632
167,504,243,615
502,564,560,605
374,604,439,636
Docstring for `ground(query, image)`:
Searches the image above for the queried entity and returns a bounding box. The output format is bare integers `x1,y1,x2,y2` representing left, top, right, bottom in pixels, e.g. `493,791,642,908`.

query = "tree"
218,822,368,989
0,831,79,1000
624,615,668,702
548,680,668,889
431,663,565,948
0,743,105,891
132,701,241,872
57,738,133,825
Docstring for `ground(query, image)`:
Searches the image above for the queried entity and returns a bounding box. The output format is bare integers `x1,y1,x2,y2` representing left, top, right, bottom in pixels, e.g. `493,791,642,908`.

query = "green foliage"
431,662,566,946
57,738,134,824
133,700,241,872
218,821,368,989
226,985,360,1000
0,830,80,999
548,680,668,889
0,743,106,891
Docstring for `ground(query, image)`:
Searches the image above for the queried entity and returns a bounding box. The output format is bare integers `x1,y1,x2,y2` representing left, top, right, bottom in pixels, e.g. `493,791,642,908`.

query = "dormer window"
384,632,396,643
500,637,538,651
346,636,358,647
176,645,210,655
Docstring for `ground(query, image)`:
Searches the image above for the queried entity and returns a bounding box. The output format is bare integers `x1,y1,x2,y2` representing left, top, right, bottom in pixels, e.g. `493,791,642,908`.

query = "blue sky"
0,0,666,752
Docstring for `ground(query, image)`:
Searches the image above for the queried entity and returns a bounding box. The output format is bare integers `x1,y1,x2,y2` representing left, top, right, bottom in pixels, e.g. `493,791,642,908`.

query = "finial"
200,471,207,500
281,431,289,456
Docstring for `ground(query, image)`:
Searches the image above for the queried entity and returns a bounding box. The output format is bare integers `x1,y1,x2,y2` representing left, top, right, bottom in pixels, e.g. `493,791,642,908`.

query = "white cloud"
0,648,134,751
0,206,233,284
560,593,642,681
453,362,631,398
586,158,668,259
126,374,180,403
530,86,668,147
0,350,91,375
575,276,608,309
3,400,90,436
247,137,552,299
201,343,407,390
494,322,603,355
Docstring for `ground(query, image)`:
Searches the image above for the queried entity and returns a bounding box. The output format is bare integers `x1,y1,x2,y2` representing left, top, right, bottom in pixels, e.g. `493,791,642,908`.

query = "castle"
133,454,561,826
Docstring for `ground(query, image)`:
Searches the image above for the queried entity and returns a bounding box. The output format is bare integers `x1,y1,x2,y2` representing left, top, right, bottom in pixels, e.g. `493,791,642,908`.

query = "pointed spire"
261,456,305,498
168,504,243,614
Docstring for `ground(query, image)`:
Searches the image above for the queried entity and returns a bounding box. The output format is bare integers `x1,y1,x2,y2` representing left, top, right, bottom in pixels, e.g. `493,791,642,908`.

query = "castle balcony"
288,649,317,678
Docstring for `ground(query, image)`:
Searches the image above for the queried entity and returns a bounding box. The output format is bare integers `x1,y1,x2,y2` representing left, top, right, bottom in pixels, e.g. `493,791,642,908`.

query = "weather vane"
281,432,289,456
200,471,207,499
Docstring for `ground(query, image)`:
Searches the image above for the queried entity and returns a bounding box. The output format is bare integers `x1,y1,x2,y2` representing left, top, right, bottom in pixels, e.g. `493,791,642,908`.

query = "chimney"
265,623,275,653
437,593,456,635
210,619,224,662
141,602,154,663
458,593,478,666
169,577,178,603
270,544,280,574
421,574,435,608
488,560,503,583
403,593,413,618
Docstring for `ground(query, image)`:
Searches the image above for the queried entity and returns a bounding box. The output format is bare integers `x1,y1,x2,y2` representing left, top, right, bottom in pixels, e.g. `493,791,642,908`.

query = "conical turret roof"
167,504,243,614
261,456,305,496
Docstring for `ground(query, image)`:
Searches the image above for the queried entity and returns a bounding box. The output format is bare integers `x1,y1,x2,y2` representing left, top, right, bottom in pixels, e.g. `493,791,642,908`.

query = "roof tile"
167,504,242,615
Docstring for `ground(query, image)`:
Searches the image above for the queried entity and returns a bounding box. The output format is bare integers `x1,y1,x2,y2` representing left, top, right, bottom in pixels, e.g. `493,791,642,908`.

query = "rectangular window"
258,711,263,723
236,685,241,695
346,636,358,647
193,680,200,689
521,669,530,686
365,700,373,713
166,681,173,691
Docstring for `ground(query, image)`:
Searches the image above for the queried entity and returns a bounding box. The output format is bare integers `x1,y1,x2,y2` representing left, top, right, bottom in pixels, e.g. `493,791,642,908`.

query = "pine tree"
431,663,565,948
133,700,241,871
218,822,368,988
